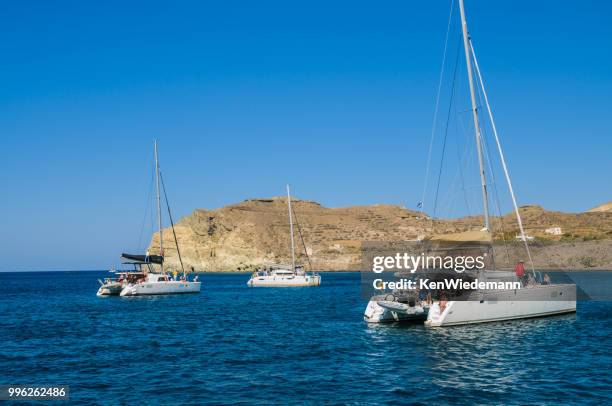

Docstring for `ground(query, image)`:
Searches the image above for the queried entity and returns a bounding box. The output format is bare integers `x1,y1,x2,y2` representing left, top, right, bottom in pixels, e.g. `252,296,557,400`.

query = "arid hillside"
148,198,612,272
587,201,612,213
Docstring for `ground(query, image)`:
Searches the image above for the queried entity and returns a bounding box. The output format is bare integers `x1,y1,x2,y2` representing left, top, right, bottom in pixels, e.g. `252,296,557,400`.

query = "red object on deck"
515,262,525,277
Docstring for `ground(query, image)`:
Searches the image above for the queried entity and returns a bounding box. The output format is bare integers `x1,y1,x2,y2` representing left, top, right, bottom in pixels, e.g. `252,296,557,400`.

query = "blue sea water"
0,271,611,405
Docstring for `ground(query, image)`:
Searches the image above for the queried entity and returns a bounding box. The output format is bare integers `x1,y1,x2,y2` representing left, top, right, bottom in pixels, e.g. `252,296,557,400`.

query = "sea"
0,271,610,405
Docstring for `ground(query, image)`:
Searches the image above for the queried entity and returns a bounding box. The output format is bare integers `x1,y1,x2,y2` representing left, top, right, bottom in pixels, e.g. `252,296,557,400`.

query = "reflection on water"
0,271,610,405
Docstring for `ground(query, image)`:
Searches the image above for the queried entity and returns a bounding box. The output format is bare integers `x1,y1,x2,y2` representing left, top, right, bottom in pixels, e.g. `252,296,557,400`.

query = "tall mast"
154,140,164,271
287,184,296,272
458,0,491,230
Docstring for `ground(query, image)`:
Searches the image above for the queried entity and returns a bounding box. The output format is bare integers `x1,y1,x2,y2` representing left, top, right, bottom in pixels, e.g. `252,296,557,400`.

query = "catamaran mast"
458,0,491,230
154,140,164,271
287,184,296,273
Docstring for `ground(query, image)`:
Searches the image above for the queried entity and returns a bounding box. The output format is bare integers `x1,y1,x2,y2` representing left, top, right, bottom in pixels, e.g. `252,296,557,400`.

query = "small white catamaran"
247,185,321,287
97,140,201,297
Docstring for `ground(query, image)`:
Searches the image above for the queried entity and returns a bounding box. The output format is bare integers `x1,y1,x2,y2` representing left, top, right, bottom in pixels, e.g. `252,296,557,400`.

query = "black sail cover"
121,253,164,264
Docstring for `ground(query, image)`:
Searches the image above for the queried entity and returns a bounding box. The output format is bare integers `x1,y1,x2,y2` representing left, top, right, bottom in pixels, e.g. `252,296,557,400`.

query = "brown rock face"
148,198,612,272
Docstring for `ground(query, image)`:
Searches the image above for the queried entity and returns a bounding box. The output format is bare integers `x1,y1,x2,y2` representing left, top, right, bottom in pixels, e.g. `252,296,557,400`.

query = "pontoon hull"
96,282,125,296
364,297,428,323
120,281,201,296
247,274,321,287
425,284,576,327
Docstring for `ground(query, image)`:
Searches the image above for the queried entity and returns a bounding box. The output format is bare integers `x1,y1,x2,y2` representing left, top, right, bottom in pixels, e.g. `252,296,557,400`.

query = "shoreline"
2,268,611,273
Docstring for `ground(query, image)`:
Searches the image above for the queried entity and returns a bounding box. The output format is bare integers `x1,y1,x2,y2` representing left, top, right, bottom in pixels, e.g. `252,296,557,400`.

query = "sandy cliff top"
587,201,612,213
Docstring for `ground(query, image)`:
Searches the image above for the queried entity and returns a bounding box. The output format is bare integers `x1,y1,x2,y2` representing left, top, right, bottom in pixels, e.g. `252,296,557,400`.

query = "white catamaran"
247,185,321,287
422,0,575,326
97,140,201,297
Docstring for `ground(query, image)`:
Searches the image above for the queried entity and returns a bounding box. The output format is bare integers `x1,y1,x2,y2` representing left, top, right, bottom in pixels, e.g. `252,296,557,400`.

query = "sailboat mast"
154,140,164,271
458,0,491,230
287,184,296,272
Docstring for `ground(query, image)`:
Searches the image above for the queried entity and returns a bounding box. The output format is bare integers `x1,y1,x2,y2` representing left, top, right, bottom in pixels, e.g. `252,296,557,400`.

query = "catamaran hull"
120,281,201,296
364,298,428,323
247,275,321,287
96,283,124,296
425,284,576,327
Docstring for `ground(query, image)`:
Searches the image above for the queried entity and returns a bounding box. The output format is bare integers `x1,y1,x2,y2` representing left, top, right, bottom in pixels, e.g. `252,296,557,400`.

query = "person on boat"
543,273,551,285
439,294,447,313
419,288,427,305
515,261,527,286
528,274,536,286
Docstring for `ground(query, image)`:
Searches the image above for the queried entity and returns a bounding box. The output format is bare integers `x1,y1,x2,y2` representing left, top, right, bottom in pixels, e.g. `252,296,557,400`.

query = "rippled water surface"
0,271,610,404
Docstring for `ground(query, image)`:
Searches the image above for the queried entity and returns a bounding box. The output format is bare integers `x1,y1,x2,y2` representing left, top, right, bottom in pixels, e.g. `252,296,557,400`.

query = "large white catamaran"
247,185,321,287
424,0,575,326
365,0,576,325
97,140,201,297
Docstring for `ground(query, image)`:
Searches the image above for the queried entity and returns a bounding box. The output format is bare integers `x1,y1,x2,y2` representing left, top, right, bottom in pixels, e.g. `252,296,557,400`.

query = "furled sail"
121,253,164,264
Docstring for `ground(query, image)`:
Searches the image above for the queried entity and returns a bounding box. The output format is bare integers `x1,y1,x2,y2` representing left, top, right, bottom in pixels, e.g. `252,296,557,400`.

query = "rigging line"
469,39,538,279
159,171,186,277
475,74,512,264
438,122,466,218
290,206,313,271
471,60,506,268
474,81,497,204
455,112,474,216
439,62,472,219
420,0,455,214
476,107,506,270
438,84,461,218
479,105,511,264
432,34,462,221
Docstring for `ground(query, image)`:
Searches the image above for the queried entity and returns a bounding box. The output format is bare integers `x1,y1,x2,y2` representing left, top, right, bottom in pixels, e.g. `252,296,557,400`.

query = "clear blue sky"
1,0,610,271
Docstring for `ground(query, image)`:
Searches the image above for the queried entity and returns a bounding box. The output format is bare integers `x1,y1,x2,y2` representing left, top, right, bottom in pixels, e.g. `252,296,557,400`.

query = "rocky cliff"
148,198,612,272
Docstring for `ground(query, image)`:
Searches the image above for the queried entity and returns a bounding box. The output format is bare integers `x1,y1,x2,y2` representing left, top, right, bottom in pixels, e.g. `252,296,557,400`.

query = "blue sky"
1,0,611,271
